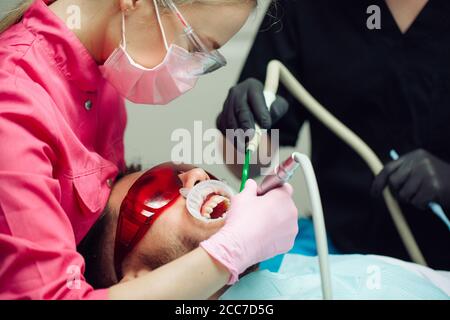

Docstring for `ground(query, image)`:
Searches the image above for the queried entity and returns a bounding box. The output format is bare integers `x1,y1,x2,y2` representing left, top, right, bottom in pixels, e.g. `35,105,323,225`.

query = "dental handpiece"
257,152,302,195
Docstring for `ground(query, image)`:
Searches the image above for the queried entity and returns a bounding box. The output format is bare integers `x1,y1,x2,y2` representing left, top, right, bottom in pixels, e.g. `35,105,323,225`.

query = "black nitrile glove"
217,78,289,150
372,149,450,210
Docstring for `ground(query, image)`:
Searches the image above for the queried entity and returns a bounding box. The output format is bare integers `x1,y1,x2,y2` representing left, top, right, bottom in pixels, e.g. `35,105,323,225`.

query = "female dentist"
0,0,298,299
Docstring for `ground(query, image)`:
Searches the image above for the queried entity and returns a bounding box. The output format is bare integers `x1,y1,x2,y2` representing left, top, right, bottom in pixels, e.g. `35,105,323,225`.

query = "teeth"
201,195,229,218
202,213,212,219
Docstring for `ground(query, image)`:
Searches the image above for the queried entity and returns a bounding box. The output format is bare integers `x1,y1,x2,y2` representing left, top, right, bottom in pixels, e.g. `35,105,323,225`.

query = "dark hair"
77,205,113,288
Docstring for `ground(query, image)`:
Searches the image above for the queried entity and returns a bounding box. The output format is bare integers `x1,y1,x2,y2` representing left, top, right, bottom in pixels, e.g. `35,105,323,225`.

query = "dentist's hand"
200,179,298,284
372,149,450,210
217,78,289,149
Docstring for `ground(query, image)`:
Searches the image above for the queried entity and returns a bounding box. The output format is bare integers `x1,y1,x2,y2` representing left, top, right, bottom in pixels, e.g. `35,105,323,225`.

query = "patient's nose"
178,168,210,188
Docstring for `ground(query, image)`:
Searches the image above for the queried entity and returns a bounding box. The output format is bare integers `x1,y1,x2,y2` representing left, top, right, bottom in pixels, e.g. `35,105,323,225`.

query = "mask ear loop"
153,0,170,52
120,5,168,51
120,12,127,50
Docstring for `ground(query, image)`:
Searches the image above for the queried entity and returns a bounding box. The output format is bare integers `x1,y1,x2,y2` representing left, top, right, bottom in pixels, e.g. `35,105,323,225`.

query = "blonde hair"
0,0,256,34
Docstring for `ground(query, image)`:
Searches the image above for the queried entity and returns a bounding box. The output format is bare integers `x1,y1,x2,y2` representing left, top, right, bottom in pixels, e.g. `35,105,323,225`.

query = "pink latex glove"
200,179,299,284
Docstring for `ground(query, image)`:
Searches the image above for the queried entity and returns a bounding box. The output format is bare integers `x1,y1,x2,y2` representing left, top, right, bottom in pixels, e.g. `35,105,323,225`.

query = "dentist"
0,0,298,299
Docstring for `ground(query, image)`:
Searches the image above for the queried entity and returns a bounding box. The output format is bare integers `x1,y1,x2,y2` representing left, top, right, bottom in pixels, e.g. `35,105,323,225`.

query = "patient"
78,162,248,296
79,162,449,300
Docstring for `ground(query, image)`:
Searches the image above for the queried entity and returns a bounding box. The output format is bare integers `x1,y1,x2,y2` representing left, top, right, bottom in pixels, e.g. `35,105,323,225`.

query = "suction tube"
294,153,333,300
257,152,333,300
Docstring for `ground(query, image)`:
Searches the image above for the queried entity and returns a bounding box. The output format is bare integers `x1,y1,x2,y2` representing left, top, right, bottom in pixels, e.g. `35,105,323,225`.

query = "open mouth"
200,193,231,219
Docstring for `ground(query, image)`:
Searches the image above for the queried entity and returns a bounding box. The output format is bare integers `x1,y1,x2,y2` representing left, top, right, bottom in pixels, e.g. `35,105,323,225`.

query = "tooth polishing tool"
257,152,302,196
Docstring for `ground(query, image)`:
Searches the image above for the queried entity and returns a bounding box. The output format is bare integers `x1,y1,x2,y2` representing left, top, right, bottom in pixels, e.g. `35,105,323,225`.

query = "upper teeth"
201,195,230,217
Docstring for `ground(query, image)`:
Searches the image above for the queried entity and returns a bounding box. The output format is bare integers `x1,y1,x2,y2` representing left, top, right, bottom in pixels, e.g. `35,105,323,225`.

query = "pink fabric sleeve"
0,85,108,300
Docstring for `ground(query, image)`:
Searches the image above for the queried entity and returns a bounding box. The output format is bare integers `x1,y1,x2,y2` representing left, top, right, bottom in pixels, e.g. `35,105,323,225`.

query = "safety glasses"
161,0,227,74
114,162,218,276
114,163,184,276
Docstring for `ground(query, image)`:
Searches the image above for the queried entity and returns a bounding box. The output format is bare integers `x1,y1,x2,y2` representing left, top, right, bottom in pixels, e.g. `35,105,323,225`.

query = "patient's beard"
121,228,200,280
78,205,119,289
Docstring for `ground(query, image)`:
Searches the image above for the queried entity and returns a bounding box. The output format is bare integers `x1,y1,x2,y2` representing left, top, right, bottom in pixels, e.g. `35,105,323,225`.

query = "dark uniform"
240,0,450,269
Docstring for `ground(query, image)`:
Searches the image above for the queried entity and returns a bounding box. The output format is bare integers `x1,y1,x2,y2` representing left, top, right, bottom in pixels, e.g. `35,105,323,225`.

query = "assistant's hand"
217,78,289,148
372,149,450,210
200,179,298,284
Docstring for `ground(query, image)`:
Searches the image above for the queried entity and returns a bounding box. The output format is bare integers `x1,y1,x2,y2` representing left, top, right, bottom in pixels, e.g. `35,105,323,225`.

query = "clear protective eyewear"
161,0,227,75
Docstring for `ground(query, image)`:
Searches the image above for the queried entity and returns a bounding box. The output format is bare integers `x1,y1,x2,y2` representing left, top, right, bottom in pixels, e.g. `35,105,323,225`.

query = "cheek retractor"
181,180,236,223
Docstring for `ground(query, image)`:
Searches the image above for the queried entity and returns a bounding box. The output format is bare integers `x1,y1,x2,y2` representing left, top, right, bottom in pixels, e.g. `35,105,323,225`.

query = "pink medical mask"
100,4,208,105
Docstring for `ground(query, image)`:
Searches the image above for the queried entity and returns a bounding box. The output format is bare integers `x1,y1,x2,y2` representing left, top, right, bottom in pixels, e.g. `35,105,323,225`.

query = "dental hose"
247,60,426,267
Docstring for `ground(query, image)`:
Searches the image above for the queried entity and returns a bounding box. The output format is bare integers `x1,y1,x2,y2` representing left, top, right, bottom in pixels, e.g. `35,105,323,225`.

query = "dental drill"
257,153,301,196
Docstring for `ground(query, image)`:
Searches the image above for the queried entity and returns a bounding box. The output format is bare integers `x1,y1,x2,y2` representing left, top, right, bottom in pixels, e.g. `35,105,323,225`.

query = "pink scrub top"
0,0,127,299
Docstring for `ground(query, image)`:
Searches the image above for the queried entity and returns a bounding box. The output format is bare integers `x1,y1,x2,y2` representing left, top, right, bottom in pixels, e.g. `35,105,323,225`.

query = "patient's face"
108,165,227,275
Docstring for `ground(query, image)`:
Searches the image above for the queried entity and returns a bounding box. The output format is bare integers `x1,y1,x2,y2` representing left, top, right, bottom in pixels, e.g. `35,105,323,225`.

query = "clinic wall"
124,2,312,216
